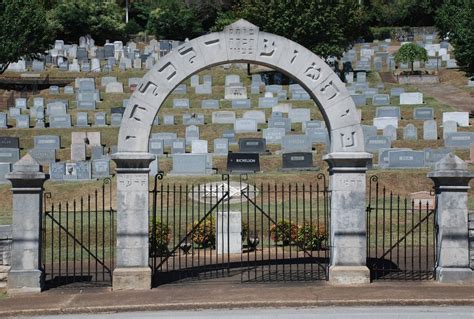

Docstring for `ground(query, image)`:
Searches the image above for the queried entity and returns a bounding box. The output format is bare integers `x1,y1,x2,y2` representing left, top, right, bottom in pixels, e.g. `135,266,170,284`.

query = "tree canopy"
0,0,53,73
394,43,428,72
435,0,474,75
213,0,368,59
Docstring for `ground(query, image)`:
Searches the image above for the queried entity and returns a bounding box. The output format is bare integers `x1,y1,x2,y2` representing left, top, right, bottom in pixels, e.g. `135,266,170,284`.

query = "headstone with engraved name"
202,100,219,109
15,115,29,128
383,125,397,141
282,135,312,153
365,136,391,153
403,124,418,140
0,113,7,128
263,128,286,145
306,128,329,146
76,112,89,127
243,110,266,124
183,113,205,126
373,117,398,130
92,159,110,179
225,85,247,100
239,138,266,154
372,94,390,106
234,118,258,133
444,132,474,149
288,109,311,124
163,115,175,125
232,99,251,109
185,125,200,146
111,113,122,127
375,106,401,119
0,148,19,163
268,117,291,133
222,130,237,144
171,138,186,154
173,99,190,109
34,135,60,150
191,140,208,154
387,150,425,168
442,112,469,127
227,153,260,173
170,154,212,176
282,152,314,170
258,97,278,108
213,138,229,155
0,137,19,149
94,112,107,127
28,148,56,165
148,137,164,156
400,92,423,105
413,107,434,120
152,132,177,148
442,120,457,139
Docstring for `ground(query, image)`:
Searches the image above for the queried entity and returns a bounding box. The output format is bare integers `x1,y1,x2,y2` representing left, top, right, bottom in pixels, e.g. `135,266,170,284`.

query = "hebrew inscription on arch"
118,20,364,153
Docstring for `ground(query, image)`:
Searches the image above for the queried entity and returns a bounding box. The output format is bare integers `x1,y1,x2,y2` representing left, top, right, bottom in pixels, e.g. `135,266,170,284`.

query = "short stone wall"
397,75,439,84
469,213,474,270
0,225,12,289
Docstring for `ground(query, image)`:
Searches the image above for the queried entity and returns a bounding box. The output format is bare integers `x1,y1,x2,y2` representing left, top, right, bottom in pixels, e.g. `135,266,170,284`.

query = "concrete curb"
1,299,474,317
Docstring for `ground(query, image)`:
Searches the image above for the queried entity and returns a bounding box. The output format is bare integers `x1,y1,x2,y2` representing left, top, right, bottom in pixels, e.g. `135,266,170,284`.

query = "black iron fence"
149,174,331,286
366,176,437,281
42,178,115,288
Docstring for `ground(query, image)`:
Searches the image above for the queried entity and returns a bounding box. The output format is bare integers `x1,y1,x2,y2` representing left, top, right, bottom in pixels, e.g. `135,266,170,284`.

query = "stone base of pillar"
113,267,151,290
8,269,43,293
329,266,370,285
436,267,473,284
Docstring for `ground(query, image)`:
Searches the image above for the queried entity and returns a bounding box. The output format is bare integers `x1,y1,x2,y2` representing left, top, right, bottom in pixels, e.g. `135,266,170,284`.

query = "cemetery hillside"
0,0,473,299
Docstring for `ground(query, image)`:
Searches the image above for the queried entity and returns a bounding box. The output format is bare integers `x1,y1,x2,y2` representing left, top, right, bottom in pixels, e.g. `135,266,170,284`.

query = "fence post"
6,154,47,293
111,152,154,290
428,153,473,283
323,152,372,284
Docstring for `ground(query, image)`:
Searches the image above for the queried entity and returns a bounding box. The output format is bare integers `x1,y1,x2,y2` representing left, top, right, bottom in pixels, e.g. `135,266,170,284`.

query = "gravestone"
227,153,260,173
232,99,251,109
216,211,242,254
213,138,229,155
225,74,240,86
288,109,311,124
49,162,65,180
387,150,425,168
91,145,105,160
268,117,291,133
403,124,418,140
263,128,286,144
0,148,19,163
444,132,474,149
378,148,411,168
391,88,405,98
413,107,434,120
423,120,438,140
362,125,378,138
94,112,107,127
92,159,110,179
383,125,397,141
9,108,20,118
365,136,391,153
225,85,247,100
191,140,208,154
282,152,314,170
70,143,86,161
281,135,312,153
0,113,7,128
375,106,401,119
272,103,292,114
443,121,457,139
222,130,236,144
76,112,89,127
183,113,205,126
424,148,451,166
148,138,164,156
185,125,200,146
15,98,27,110
400,92,423,105
172,99,190,109
163,115,175,125
372,94,390,106
243,110,266,124
190,75,199,87
28,148,56,165
195,84,212,95
170,154,211,175
234,118,257,133
173,84,187,94
373,117,398,130
34,135,60,150
15,115,29,128
49,86,60,95
152,132,177,147
364,88,379,99
303,120,324,132
442,112,469,127
0,162,11,183
258,97,278,108
238,138,266,154
105,82,124,93
202,100,219,109
0,137,20,149
111,113,123,127
171,138,186,154
351,94,366,106
306,128,329,146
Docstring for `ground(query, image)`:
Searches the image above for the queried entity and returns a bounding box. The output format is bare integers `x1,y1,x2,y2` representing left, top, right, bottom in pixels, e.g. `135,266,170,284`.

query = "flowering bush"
149,220,172,256
190,216,216,248
296,223,328,250
269,220,298,245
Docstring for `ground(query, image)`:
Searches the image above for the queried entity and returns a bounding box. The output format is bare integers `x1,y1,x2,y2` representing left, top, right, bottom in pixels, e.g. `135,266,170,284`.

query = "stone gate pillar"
428,154,473,284
324,152,372,284
6,154,47,293
112,152,154,290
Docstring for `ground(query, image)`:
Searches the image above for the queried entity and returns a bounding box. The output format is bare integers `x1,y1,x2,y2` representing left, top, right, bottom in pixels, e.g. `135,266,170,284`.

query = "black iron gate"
42,178,115,288
149,173,330,286
366,176,437,281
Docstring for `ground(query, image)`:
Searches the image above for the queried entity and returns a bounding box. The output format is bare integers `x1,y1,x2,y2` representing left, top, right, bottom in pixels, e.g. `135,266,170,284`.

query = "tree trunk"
0,62,10,75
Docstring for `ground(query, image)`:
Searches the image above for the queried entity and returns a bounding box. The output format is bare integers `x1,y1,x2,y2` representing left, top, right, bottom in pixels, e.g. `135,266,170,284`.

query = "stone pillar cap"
428,153,474,178
13,154,40,172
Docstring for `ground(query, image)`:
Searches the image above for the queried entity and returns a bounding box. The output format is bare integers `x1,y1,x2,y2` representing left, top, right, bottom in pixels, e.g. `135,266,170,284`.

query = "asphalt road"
28,306,474,319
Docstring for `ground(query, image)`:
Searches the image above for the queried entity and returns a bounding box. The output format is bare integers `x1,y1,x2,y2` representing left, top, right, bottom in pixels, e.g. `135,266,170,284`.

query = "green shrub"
370,27,392,40
269,220,298,245
149,220,171,256
190,216,216,248
296,223,328,251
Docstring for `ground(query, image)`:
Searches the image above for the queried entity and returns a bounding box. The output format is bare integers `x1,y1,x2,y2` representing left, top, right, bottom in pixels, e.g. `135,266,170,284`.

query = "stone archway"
112,20,372,290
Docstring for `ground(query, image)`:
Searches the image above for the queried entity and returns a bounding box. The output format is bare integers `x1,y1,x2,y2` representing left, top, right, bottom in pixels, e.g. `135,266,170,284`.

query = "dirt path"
414,83,474,112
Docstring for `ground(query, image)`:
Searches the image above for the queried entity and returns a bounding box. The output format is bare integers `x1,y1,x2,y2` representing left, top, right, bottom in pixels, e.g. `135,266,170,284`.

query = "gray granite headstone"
94,112,107,127
413,107,434,120
388,150,425,168
212,111,235,124
191,140,208,154
351,94,366,106
305,128,329,146
362,125,378,138
442,120,457,139
263,128,286,144
372,94,390,106
202,99,219,109
383,125,397,141
282,135,312,153
15,115,29,128
365,136,391,153
0,148,21,164
243,110,266,124
376,106,401,119
282,152,314,170
239,138,266,154
172,99,190,109
28,148,56,165
183,113,205,126
149,138,164,155
0,162,11,183
423,120,438,140
213,138,229,155
92,159,110,179
152,132,177,147
232,99,251,109
171,138,186,154
424,148,451,166
185,125,200,146
49,115,72,128
258,97,278,108
71,143,86,161
91,145,104,160
390,88,405,97
303,120,324,132
444,132,474,149
378,148,410,168
170,154,210,175
76,112,89,127
268,117,291,133
288,109,311,123
0,137,19,149
222,130,236,144
235,118,258,133
403,124,418,140
34,135,60,150
15,98,27,110
0,113,7,128
163,115,175,125
49,162,65,180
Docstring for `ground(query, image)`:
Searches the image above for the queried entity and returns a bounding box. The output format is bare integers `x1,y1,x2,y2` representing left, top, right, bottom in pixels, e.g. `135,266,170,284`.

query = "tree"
147,0,203,40
51,0,126,45
394,43,428,72
435,0,474,75
212,0,368,59
0,0,54,74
